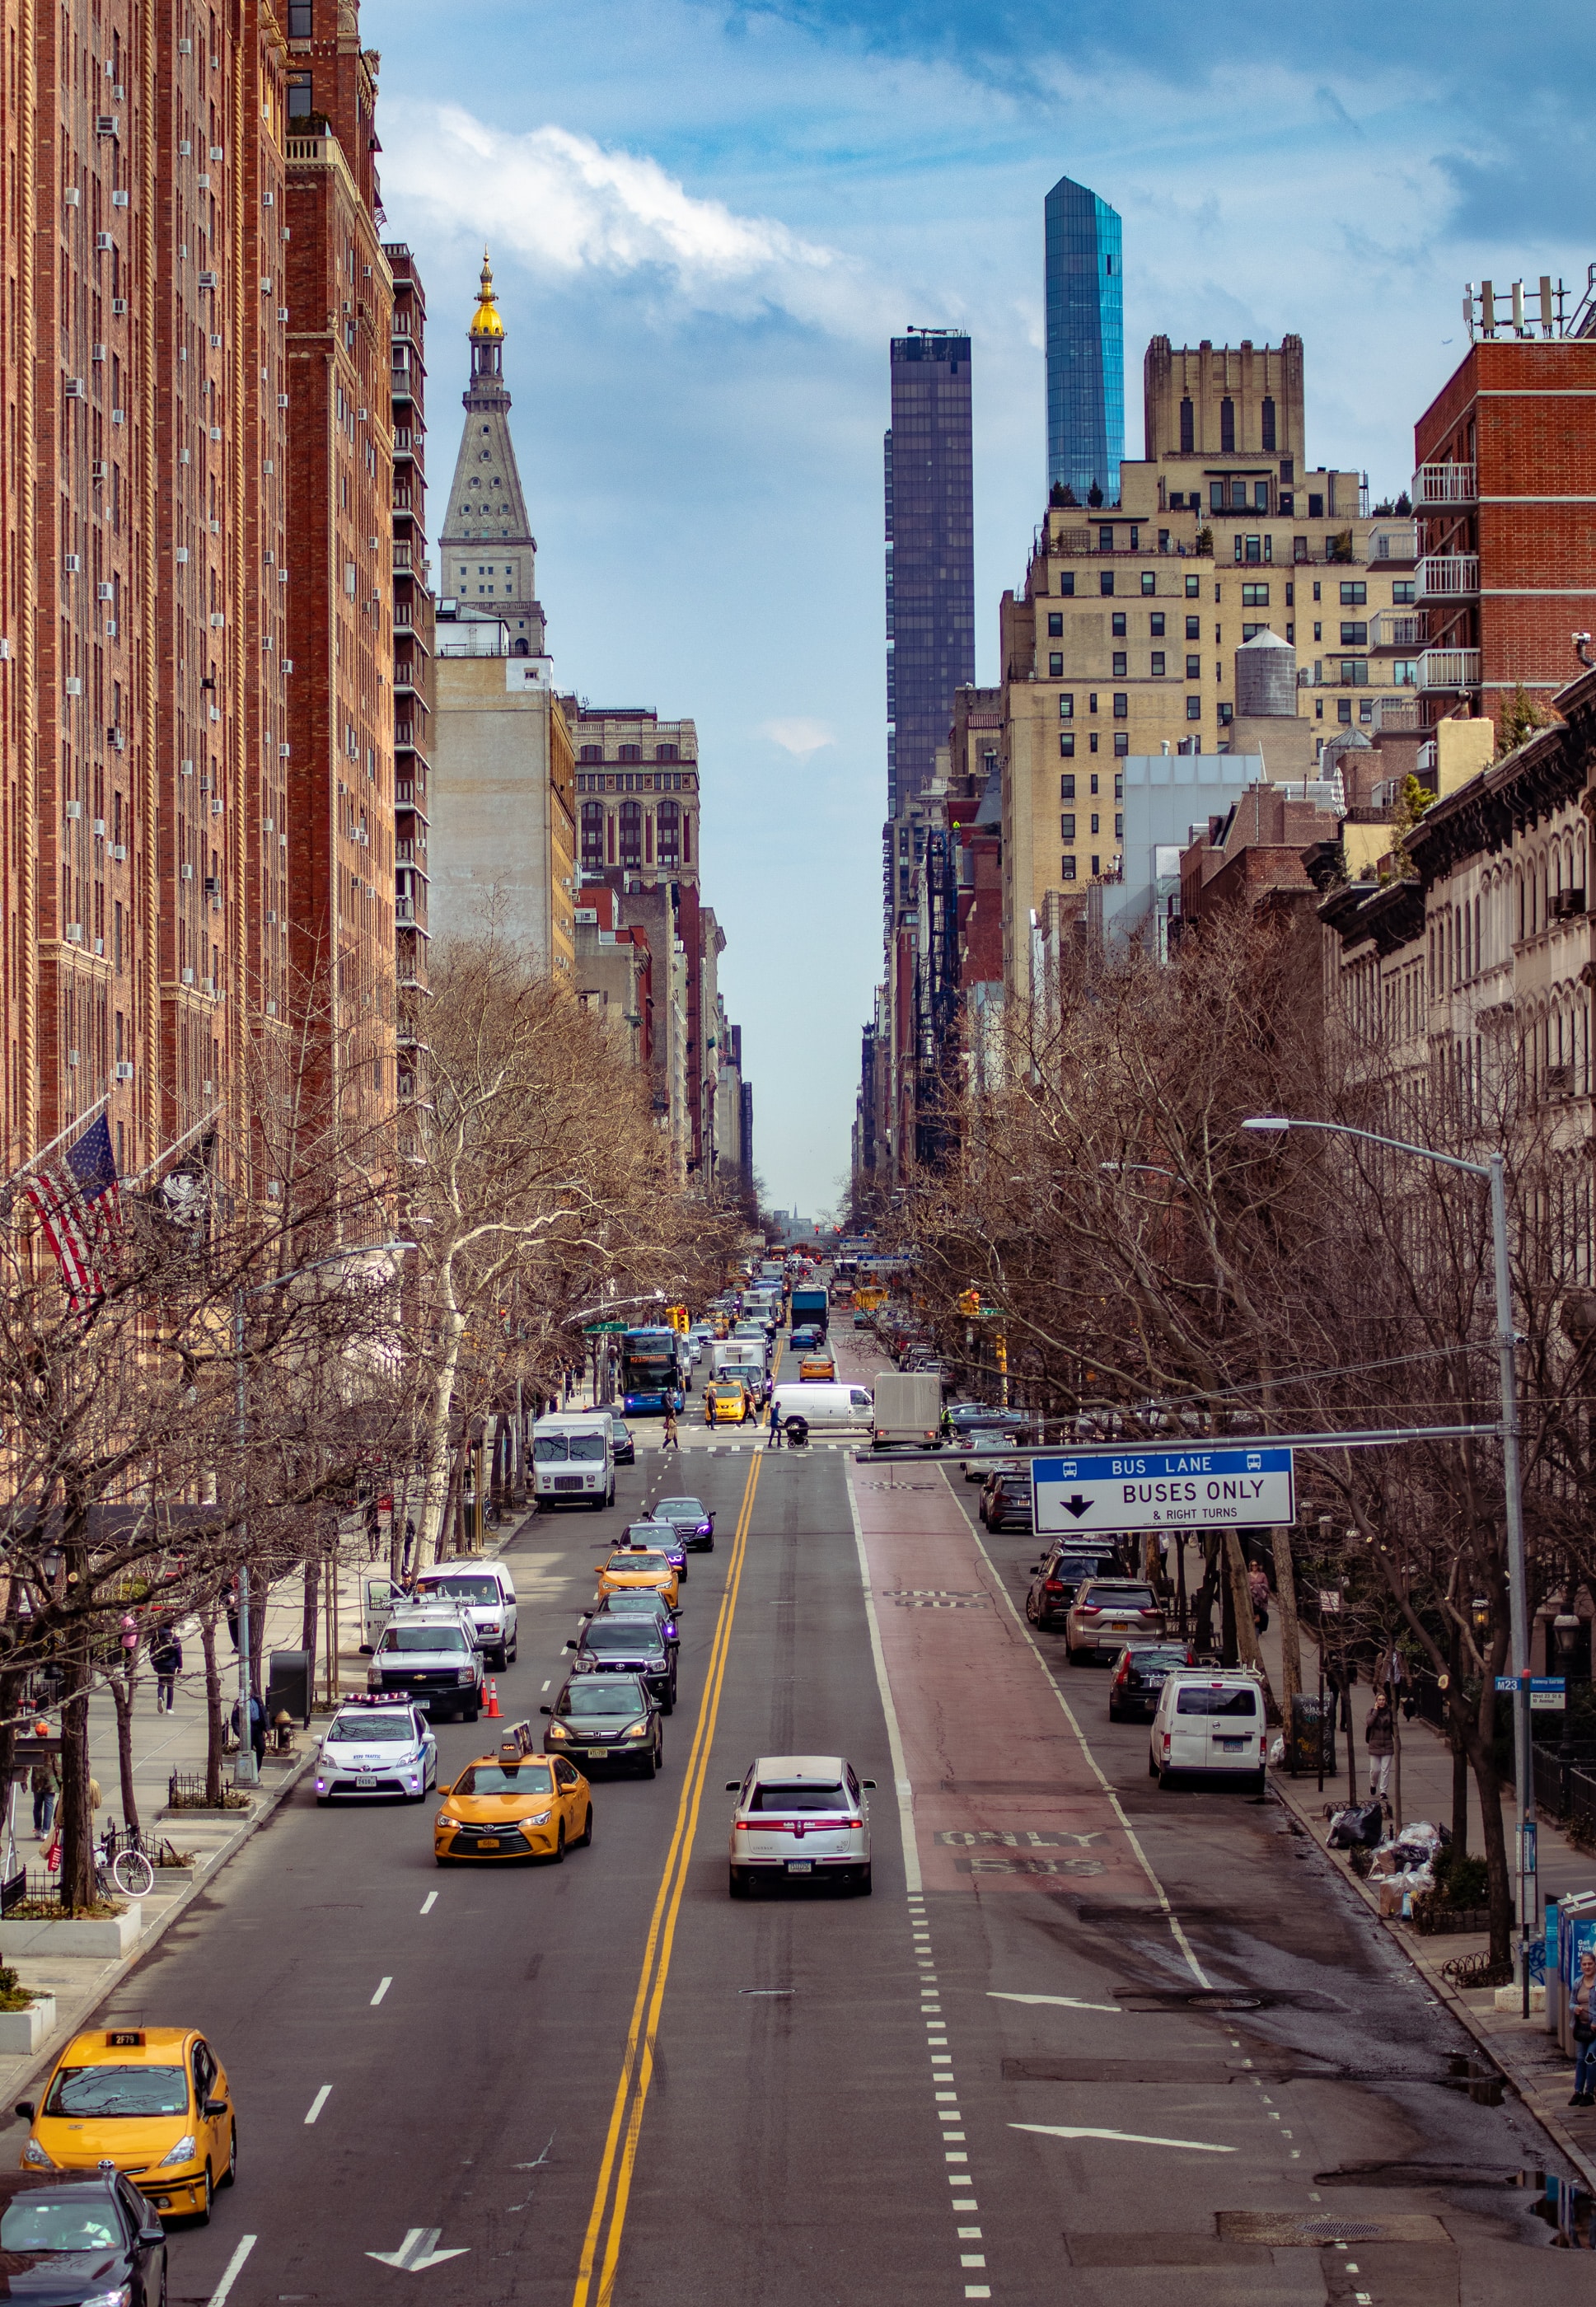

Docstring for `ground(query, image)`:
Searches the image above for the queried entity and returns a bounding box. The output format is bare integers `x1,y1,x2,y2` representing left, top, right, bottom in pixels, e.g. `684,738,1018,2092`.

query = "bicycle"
96,1823,155,1900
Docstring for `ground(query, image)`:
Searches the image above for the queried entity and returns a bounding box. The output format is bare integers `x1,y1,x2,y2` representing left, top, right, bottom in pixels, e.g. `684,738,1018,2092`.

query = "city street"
10,1328,1589,2305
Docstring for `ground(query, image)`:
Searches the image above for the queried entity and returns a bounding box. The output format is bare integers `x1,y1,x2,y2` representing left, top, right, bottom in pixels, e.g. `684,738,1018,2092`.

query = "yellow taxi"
703,1380,752,1425
709,1312,730,1340
595,1544,681,1611
798,1354,836,1382
17,2025,236,2222
434,1722,592,1864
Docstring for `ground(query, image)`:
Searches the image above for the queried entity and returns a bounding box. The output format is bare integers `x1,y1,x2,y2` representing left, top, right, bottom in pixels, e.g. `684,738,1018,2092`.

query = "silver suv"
367,1605,484,1721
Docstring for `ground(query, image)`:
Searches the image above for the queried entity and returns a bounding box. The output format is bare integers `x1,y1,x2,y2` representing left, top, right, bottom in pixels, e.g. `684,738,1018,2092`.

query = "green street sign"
583,1322,629,1334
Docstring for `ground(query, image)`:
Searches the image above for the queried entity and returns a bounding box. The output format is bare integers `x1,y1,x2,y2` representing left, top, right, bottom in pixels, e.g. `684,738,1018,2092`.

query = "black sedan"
541,1672,664,1777
0,2169,166,2306
565,1614,677,1713
1107,1641,1197,1722
623,1518,689,1581
1024,1542,1123,1630
654,1495,715,1552
610,1419,636,1466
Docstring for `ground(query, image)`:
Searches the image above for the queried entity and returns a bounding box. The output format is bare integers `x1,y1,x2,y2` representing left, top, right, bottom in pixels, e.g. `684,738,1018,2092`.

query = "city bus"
620,1327,687,1416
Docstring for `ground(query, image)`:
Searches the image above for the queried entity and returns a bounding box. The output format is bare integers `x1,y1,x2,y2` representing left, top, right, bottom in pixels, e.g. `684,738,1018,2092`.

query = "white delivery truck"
531,1410,615,1509
713,1339,765,1383
870,1370,943,1449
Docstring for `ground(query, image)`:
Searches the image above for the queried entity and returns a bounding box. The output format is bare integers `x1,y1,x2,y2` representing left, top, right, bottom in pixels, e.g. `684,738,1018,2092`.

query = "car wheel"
578,1806,593,1847
1024,1593,1038,1623
1107,1704,1125,1723
552,1820,567,1865
729,1867,750,1899
508,1638,518,1663
1065,1644,1080,1664
315,1795,330,1808
640,1748,658,1779
221,2118,238,2188
1157,1768,1172,1790
1147,1752,1158,1777
1248,1771,1268,1797
856,1864,873,1897
195,2165,213,2227
661,1691,675,1716
491,1647,508,1672
435,1855,456,1866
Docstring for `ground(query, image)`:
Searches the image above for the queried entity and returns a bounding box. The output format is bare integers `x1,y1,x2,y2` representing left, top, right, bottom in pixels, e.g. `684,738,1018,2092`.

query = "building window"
1337,698,1353,723
1047,612,1063,636
1229,479,1247,511
288,0,313,30
1186,574,1201,597
1112,693,1127,718
617,742,643,762
1261,395,1275,452
1186,654,1201,678
1210,483,1225,512
1059,570,1075,597
1115,812,1125,837
656,742,678,763
1392,580,1416,605
1098,526,1114,551
658,798,681,868
1061,855,1077,882
1186,696,1202,720
619,799,643,868
1113,733,1128,757
578,745,602,764
1242,583,1269,606
1112,653,1126,677
1141,570,1155,595
1179,396,1194,453
1340,621,1368,645
1049,653,1064,677
1059,694,1074,720
1308,494,1325,519
1088,694,1098,714
1089,732,1099,753
1150,652,1166,676
1099,571,1115,597
580,801,605,872
1060,814,1077,840
1060,732,1075,758
1359,698,1374,723
1112,612,1127,638
1090,813,1100,835
287,72,314,119
1060,774,1076,799
1254,482,1270,511
1114,772,1125,798
1150,612,1165,637
1338,659,1369,686
1220,396,1235,452
1279,493,1294,514
1340,582,1367,606
1393,658,1417,686
1242,623,1265,642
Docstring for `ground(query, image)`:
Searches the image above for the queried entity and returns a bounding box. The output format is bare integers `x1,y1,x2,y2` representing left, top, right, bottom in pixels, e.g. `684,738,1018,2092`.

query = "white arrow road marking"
1011,2122,1235,2153
372,1976,392,2005
367,2227,469,2271
205,2234,257,2306
988,1992,1121,2011
304,2084,331,2124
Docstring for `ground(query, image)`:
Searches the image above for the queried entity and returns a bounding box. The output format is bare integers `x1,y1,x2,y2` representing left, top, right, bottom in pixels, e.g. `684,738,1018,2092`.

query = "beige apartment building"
999,334,1423,1002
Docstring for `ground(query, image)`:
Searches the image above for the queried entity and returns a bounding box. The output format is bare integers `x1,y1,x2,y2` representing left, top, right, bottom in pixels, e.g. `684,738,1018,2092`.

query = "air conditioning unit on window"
96,114,120,137
63,555,82,573
198,270,217,289
63,379,86,400
112,297,127,316
96,232,114,251
65,801,82,820
115,1061,133,1081
111,190,129,208
96,582,114,601
91,461,106,479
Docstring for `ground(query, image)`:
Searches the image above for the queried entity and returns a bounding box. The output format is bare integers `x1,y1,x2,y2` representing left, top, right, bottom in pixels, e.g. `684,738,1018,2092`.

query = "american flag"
26,1111,123,1309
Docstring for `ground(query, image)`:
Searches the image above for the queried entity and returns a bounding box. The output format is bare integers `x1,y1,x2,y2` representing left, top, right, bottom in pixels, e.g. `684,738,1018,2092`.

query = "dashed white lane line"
371,1977,392,2006
420,1892,438,1915
304,2085,332,2125
1011,2122,1236,2154
205,2234,258,2307
541,1679,552,1693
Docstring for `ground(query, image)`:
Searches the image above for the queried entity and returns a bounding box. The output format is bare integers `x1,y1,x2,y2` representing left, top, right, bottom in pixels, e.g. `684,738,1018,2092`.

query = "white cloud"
381,101,870,330
757,717,836,757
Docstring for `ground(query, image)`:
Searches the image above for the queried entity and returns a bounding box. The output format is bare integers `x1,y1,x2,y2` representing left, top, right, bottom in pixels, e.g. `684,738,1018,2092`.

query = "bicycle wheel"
112,1848,155,1898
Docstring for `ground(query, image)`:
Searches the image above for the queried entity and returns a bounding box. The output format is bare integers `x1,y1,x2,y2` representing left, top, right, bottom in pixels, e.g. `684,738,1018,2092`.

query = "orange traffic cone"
484,1678,500,1719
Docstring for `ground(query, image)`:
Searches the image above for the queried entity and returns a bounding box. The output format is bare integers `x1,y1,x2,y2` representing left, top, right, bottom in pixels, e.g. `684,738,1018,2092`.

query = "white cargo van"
531,1410,615,1509
1149,1668,1267,1793
773,1381,873,1431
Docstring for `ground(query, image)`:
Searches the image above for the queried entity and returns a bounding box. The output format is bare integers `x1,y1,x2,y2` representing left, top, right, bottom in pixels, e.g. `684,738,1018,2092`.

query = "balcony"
1369,521,1418,563
391,366,414,402
1417,648,1482,690
1418,555,1479,599
395,839,427,868
1369,611,1425,649
1369,695,1421,732
1413,463,1477,508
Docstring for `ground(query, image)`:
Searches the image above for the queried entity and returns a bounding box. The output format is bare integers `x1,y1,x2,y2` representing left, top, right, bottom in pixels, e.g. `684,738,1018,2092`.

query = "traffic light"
957,1287,981,1319
667,1304,690,1335
995,1335,1008,1374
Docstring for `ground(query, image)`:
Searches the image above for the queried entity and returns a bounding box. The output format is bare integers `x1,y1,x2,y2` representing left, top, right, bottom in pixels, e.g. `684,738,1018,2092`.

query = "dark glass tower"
1045,176,1124,505
885,331,975,817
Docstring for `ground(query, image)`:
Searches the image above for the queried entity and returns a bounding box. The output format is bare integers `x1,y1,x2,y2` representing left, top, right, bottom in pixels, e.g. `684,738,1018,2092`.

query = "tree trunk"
248,1578,268,1699
1271,1525,1302,1709
59,1608,93,1912
1454,1682,1512,1965
200,1608,225,1807
1448,1626,1468,1857
301,1552,320,1660
417,1300,466,1567
1224,1532,1275,1720
110,1660,140,1839
1194,1532,1220,1652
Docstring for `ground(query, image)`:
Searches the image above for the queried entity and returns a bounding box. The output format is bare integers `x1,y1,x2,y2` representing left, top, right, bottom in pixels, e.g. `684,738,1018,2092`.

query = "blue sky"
368,0,1594,1219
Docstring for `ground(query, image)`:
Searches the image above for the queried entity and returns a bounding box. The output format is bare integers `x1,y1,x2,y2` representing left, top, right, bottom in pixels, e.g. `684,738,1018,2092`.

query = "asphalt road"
10,1321,1596,2305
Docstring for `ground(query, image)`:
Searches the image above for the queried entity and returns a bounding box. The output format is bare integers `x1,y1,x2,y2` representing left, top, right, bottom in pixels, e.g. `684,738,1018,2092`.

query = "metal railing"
1369,522,1419,562
1418,554,1480,598
1533,1742,1596,1833
1413,463,1477,507
1418,647,1482,690
1370,695,1421,731
1370,611,1425,649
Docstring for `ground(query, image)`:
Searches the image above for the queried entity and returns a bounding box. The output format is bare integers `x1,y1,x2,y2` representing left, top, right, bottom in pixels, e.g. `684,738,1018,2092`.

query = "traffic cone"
485,1678,500,1719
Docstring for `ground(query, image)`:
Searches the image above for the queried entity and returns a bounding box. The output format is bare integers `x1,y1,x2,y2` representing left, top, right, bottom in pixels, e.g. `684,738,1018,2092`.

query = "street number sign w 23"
1032,1447,1295,1535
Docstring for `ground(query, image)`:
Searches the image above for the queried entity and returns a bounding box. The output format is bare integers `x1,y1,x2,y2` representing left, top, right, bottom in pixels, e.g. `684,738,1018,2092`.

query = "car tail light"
1043,1578,1065,1592
1079,1605,1101,1616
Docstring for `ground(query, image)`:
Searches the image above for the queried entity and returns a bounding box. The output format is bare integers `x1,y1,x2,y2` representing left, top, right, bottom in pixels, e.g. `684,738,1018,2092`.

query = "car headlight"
521,1812,553,1832
81,2289,133,2307
546,1722,569,1739
456,1668,475,1686
21,2138,54,2169
157,2133,198,2169
621,1719,648,1738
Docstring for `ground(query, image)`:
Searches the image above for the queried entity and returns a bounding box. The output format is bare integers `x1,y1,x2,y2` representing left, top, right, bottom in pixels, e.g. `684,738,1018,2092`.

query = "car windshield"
0,2195,124,2253
327,1711,414,1743
414,1575,498,1605
585,1622,663,1654
532,1435,569,1462
626,1527,676,1546
751,1782,849,1811
656,1500,704,1519
564,1680,645,1717
44,2065,189,2118
381,1627,466,1654
1176,1686,1259,1717
1127,1650,1191,1671
601,1594,666,1617
611,1423,631,1440
567,1434,607,1462
452,1762,555,1796
1085,1586,1156,1609
610,1555,669,1574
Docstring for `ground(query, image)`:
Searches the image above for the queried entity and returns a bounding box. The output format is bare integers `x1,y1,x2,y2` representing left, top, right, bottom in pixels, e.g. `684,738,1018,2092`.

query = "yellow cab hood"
36,2112,191,2168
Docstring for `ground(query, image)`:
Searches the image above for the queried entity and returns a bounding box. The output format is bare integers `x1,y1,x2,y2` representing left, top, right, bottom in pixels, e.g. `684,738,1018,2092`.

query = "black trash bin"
266,1647,313,1730
1287,1692,1336,1778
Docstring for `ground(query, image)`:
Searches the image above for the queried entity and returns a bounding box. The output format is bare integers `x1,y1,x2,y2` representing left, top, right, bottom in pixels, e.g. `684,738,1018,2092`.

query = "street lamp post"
1243,1115,1533,2005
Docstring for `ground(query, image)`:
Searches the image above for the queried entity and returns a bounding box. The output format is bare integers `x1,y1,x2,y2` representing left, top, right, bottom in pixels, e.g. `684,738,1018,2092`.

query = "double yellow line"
571,1446,763,2307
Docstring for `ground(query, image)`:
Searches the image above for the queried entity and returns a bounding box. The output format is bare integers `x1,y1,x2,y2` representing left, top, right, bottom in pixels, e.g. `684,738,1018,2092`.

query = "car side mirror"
564,1641,577,1652
724,1780,741,1792
204,2095,228,2118
1029,1565,1041,1575
138,2224,167,2247
539,1706,552,1716
862,1779,878,1790
13,2101,33,2121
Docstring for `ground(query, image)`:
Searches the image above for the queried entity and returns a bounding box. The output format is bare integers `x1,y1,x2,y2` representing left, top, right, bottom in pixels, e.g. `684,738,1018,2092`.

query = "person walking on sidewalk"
1247,1561,1271,1635
30,1757,58,1841
151,1626,182,1712
1570,1949,1596,2106
1365,1688,1396,1806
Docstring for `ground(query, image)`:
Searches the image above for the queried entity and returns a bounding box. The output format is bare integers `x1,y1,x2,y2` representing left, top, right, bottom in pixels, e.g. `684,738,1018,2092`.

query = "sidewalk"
1255,1603,1596,2189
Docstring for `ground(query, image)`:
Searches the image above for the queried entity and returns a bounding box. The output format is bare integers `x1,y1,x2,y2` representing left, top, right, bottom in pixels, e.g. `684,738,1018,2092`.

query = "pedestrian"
662,1406,679,1453
1364,1687,1396,1806
364,1500,382,1561
767,1397,783,1450
151,1626,182,1712
30,1756,58,1841
402,1518,416,1577
1570,1948,1596,2106
1248,1562,1271,1635
222,1581,240,1653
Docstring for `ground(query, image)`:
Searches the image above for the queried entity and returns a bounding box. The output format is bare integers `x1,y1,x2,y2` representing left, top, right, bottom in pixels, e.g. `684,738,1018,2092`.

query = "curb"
1270,1765,1596,2192
6,1747,314,2103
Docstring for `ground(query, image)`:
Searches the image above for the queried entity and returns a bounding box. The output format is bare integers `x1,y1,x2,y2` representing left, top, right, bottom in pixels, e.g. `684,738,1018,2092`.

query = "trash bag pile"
1326,1809,1451,1912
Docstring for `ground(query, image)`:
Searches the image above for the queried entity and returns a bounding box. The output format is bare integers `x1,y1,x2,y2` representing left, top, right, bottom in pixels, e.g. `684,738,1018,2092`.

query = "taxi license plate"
476,1837,501,1850
786,1860,812,1874
1218,1737,1246,1752
355,1772,377,1789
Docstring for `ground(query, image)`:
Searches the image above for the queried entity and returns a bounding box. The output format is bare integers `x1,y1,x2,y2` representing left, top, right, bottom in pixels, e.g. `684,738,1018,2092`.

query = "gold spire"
469,247,504,341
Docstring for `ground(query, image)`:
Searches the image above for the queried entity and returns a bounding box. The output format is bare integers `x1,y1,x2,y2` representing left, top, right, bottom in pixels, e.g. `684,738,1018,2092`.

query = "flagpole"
0,1096,110,1196
120,1103,222,1191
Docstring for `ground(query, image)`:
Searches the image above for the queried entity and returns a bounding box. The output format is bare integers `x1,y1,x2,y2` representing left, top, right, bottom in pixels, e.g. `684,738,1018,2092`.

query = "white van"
1149,1668,1267,1793
531,1411,615,1509
773,1381,873,1431
409,1559,519,1670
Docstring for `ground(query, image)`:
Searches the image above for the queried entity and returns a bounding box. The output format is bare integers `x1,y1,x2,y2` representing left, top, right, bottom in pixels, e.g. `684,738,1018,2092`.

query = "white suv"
1149,1668,1266,1793
726,1753,875,1898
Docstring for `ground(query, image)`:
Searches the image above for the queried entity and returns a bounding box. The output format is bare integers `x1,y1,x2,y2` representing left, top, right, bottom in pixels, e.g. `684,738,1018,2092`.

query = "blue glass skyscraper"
1045,175,1123,505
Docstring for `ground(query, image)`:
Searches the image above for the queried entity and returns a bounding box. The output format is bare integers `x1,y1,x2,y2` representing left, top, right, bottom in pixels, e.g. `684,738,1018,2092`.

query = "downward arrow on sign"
1062,1494,1093,1519
367,2229,469,2272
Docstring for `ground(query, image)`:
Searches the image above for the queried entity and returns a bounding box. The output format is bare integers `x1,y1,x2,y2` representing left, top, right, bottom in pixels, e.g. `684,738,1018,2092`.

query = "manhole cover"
1114,1986,1346,2014
1217,2211,1448,2244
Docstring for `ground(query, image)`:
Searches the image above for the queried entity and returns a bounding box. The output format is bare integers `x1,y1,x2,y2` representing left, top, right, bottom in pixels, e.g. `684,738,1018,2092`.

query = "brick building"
1413,281,1596,733
282,8,396,1158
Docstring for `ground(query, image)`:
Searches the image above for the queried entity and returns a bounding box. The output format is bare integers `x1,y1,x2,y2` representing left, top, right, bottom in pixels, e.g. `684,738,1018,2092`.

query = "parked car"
1023,1544,1123,1626
1149,1668,1266,1792
980,1471,1033,1533
962,1430,1014,1482
609,1418,636,1466
1064,1578,1166,1664
1107,1642,1196,1723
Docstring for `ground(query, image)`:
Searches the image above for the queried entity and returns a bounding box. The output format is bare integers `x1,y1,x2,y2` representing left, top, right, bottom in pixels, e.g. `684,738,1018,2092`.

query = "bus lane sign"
1032,1446,1295,1536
